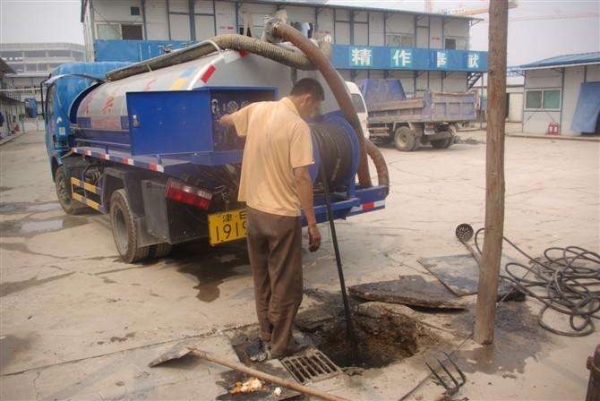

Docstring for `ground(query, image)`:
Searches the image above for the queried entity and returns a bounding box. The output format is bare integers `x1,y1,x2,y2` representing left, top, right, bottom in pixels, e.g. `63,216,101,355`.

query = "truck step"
71,178,105,212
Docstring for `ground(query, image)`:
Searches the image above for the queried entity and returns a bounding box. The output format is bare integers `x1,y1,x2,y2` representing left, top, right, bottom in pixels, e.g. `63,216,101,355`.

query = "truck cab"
345,81,370,140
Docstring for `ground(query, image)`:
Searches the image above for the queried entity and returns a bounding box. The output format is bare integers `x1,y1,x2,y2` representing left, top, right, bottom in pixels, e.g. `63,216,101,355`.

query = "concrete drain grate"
281,349,342,384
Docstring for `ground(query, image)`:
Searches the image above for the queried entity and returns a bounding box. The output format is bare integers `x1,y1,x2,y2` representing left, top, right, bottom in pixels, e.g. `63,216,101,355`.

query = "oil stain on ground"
0,216,88,238
0,334,35,371
167,242,251,302
456,302,551,375
0,201,62,214
0,273,75,297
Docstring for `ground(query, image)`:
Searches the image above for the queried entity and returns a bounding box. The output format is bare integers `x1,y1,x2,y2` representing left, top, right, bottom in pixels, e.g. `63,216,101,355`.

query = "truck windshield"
351,94,366,113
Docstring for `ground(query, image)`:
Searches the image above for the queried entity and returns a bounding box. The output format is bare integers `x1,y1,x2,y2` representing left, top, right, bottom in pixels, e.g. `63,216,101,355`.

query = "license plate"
208,209,247,246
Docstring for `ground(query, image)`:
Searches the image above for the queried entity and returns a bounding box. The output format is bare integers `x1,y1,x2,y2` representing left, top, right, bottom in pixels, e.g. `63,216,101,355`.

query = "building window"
130,6,141,16
386,33,413,47
51,50,71,58
24,50,46,58
445,38,457,50
121,25,143,40
97,24,122,40
543,89,561,109
525,89,561,110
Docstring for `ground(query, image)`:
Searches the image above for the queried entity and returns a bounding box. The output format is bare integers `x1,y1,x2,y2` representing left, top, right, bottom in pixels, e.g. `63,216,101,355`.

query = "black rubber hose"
105,34,332,81
472,228,600,337
270,21,373,189
310,123,353,190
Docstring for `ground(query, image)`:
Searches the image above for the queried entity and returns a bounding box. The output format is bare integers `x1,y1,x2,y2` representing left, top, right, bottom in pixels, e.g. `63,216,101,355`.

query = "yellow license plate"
208,209,247,246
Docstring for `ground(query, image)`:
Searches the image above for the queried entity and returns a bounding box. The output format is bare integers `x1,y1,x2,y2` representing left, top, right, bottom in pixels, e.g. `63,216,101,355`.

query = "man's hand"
218,114,234,127
308,224,321,252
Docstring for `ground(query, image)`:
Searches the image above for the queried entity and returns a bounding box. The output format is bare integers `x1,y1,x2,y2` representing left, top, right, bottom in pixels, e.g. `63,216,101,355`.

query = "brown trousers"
246,207,303,357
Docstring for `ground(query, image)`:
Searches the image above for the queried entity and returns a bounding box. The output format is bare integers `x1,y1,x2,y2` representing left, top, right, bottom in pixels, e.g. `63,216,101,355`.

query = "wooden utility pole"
474,0,508,344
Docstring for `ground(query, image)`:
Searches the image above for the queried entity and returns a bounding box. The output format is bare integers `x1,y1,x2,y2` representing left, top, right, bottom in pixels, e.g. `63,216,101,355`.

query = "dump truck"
43,27,389,263
359,79,477,151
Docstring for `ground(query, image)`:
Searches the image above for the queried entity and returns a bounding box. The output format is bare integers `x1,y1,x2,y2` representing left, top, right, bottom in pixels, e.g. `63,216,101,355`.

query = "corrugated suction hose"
311,123,354,190
105,34,332,81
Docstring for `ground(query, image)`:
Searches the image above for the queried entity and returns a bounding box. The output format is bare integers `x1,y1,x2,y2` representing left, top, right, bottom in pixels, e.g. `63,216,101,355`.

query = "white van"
345,81,370,139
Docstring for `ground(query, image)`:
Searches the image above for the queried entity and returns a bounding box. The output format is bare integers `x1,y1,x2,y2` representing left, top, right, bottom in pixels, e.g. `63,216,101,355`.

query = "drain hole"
298,303,437,368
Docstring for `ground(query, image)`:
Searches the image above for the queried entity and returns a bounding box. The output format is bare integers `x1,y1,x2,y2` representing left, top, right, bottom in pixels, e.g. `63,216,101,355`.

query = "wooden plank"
474,0,508,345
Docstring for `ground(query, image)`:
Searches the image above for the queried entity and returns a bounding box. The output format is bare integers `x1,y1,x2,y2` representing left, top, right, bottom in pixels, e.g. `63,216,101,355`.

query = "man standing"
220,78,323,359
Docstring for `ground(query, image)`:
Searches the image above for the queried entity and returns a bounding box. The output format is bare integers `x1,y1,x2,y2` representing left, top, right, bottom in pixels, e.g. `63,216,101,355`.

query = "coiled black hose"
473,228,600,337
310,123,353,191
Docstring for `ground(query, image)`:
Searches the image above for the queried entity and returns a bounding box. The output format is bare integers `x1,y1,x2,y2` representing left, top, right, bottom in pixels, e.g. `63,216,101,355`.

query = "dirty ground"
0,130,598,400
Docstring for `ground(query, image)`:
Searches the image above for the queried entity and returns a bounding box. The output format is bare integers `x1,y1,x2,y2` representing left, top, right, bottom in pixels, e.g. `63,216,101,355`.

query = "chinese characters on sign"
436,51,448,69
391,49,413,67
350,48,373,67
468,53,480,69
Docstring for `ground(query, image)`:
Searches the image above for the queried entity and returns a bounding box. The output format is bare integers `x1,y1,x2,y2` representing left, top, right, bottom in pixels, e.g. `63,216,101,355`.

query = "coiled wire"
473,228,600,337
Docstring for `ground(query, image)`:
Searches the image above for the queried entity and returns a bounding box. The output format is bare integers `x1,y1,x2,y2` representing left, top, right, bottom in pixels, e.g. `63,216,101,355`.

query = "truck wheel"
394,126,415,152
431,135,454,149
55,166,86,215
110,189,149,263
149,243,173,259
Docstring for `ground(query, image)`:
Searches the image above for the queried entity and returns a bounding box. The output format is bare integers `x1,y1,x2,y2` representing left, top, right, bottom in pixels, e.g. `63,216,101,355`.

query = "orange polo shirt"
230,97,314,217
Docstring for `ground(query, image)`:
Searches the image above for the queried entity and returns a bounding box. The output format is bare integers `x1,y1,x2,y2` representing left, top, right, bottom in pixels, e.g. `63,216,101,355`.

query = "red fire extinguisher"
547,122,559,135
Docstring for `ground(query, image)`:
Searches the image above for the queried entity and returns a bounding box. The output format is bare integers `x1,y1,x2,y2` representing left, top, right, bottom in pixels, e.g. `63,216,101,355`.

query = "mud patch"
298,302,439,368
110,333,136,343
0,187,13,193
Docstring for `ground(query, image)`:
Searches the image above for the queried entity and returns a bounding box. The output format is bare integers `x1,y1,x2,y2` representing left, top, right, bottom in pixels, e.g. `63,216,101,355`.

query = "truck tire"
110,189,149,263
149,243,173,259
431,136,454,149
55,166,87,215
394,126,416,152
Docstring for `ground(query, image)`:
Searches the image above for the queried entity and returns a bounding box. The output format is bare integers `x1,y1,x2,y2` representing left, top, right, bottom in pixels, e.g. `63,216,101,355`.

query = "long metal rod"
189,349,349,401
318,163,360,365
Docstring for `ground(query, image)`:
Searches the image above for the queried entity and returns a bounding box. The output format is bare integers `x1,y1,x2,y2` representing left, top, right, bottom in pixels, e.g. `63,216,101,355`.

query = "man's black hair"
290,78,325,101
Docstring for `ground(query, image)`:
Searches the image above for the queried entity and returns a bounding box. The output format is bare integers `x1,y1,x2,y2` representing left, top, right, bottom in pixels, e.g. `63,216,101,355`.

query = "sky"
0,0,598,66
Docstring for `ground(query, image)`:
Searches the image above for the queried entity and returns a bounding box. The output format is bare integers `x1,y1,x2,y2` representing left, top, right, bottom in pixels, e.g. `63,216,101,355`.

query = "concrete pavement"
1,130,598,400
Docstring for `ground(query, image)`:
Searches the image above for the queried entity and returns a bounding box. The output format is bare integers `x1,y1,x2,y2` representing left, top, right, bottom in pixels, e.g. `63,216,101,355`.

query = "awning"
571,81,600,133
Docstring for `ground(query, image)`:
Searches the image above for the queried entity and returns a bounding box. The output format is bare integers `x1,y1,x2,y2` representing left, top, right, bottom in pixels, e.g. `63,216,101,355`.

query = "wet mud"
0,272,75,297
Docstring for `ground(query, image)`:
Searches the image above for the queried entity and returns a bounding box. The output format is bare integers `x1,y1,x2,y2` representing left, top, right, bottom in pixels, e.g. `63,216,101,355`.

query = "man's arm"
294,166,321,252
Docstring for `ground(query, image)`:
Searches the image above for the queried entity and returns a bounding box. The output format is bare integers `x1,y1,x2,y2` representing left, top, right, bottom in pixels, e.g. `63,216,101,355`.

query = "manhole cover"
281,349,342,384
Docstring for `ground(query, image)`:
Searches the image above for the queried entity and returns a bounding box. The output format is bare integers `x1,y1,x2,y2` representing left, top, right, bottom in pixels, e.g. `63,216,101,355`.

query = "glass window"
51,50,71,58
543,90,561,109
121,24,143,40
351,93,366,113
97,24,121,40
25,50,46,58
526,91,542,109
445,38,457,50
26,64,38,72
0,51,23,60
386,33,413,47
130,6,141,15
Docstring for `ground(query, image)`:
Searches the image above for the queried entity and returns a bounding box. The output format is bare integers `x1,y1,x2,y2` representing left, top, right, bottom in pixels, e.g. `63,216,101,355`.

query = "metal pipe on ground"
149,346,349,401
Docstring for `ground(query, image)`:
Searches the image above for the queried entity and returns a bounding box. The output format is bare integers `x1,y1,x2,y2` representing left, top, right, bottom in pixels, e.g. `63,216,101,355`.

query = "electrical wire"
473,228,600,337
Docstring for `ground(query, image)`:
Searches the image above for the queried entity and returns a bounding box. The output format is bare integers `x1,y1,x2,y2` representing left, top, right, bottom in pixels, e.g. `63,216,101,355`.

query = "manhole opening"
281,349,342,384
298,309,429,369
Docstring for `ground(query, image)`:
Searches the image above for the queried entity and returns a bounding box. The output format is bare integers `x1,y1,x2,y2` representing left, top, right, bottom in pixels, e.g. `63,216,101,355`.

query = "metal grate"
281,349,342,384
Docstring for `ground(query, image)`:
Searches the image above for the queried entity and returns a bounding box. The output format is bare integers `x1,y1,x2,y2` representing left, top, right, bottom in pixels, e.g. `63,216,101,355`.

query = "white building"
520,52,600,135
79,0,488,97
0,43,86,115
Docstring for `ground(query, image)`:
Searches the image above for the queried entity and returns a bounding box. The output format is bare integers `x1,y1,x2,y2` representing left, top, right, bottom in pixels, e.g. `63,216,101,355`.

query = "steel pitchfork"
426,352,467,400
